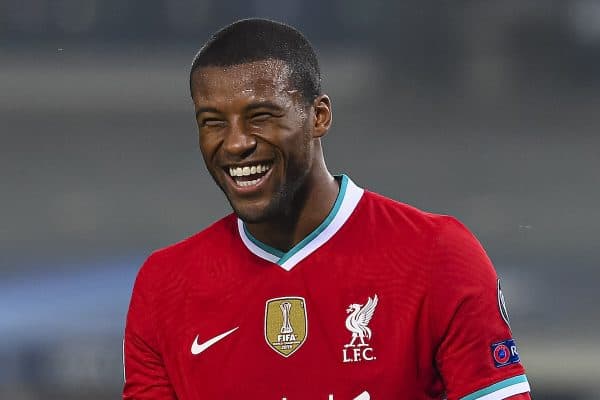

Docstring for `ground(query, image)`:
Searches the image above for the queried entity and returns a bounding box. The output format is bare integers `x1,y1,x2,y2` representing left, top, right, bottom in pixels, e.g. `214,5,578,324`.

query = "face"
191,59,330,223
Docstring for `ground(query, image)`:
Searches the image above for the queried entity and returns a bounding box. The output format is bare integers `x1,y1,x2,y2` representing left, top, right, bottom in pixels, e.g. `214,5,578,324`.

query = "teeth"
229,167,243,176
236,178,260,187
228,163,270,177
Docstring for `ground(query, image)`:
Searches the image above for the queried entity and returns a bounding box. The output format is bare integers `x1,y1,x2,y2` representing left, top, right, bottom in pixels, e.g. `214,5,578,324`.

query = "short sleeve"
123,255,177,399
428,217,531,400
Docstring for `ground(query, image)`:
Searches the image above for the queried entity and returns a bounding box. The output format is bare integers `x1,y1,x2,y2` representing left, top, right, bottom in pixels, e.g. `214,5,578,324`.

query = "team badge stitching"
342,294,378,363
264,297,307,357
497,279,511,329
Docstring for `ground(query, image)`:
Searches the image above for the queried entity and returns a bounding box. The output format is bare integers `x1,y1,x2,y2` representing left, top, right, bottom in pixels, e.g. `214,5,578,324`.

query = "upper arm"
428,217,531,400
123,256,177,400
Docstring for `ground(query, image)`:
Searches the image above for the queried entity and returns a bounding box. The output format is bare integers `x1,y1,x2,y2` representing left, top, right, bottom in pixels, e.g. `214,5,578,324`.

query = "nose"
222,117,256,158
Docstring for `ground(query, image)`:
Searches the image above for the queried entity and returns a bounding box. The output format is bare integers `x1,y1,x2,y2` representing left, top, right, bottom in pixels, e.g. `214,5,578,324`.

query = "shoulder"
361,190,489,268
151,213,237,261
135,214,238,283
405,205,498,292
360,190,462,237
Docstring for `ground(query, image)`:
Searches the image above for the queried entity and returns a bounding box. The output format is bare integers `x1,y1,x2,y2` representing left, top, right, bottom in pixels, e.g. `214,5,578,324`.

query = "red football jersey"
123,175,530,399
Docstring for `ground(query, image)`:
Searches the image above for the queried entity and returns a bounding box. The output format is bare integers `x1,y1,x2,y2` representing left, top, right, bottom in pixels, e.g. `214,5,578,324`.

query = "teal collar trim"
243,223,284,259
460,374,530,400
237,174,364,271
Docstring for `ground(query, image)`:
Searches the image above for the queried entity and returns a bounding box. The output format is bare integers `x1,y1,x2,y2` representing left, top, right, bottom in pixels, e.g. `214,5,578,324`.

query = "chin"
232,207,269,224
229,199,274,224
221,172,298,224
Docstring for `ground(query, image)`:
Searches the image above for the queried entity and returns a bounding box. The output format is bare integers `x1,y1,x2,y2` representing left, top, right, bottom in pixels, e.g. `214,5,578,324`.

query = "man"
123,18,531,399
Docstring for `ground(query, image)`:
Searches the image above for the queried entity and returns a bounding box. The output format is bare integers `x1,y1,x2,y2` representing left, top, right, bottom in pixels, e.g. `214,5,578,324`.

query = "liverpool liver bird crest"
344,294,378,347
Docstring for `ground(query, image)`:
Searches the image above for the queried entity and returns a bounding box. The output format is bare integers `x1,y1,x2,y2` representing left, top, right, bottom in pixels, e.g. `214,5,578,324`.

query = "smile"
226,163,272,188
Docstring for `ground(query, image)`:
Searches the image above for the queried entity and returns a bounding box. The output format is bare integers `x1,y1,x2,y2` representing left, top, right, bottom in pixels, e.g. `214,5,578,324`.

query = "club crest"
264,297,307,357
342,294,378,363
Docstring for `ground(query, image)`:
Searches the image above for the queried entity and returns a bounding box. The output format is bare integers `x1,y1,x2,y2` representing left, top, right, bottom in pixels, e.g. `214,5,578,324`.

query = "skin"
190,59,339,252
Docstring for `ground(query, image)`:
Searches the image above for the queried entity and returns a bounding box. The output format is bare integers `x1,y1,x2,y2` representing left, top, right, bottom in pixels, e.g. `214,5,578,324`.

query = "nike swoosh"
354,391,370,400
191,327,239,355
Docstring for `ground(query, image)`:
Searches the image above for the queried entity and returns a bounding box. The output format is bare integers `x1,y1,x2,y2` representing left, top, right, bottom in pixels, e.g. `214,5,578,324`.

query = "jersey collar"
237,174,364,271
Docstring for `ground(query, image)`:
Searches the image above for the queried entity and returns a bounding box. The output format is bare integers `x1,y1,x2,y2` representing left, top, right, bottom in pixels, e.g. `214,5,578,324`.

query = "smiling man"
123,19,531,400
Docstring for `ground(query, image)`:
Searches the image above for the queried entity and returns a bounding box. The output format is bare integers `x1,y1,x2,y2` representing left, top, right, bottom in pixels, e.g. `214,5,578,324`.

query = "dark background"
1,0,599,398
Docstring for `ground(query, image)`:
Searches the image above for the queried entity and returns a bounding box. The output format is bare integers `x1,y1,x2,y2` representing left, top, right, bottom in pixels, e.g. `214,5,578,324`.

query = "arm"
123,256,177,399
428,217,531,400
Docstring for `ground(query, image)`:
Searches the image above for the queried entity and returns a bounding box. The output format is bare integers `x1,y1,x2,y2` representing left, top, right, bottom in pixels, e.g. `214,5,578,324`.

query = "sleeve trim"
122,339,126,383
460,374,530,400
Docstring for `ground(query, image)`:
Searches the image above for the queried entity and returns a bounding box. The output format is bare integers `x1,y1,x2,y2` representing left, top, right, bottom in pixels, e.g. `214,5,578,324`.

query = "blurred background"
1,0,599,398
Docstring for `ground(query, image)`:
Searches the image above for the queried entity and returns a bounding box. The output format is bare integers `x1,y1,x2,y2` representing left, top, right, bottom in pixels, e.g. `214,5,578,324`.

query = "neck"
244,158,339,253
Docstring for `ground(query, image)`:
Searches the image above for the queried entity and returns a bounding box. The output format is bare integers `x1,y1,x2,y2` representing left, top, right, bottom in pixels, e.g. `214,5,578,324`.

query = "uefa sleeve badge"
491,339,520,367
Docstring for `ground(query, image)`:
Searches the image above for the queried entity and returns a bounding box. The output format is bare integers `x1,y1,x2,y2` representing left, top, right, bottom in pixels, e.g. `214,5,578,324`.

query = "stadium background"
1,1,599,398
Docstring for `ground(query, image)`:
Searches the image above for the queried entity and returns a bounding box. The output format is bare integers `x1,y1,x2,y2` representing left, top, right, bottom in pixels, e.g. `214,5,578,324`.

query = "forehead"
191,59,296,103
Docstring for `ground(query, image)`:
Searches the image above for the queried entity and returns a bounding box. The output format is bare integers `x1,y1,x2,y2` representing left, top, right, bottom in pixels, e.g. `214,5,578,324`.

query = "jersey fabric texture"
123,175,530,400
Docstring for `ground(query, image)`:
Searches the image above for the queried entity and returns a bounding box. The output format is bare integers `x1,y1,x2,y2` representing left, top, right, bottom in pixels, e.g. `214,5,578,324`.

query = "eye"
250,112,272,122
201,118,226,128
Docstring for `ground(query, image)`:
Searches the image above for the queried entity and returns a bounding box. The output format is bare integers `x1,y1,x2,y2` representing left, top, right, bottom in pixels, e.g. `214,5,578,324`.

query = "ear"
312,94,332,138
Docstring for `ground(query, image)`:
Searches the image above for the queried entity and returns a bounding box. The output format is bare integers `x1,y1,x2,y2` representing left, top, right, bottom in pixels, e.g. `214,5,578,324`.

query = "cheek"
198,133,220,164
271,126,310,157
271,115,311,147
279,129,313,168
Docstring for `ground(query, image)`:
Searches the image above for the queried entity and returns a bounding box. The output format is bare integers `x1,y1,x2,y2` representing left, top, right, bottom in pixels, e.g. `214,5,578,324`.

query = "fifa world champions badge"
264,297,307,357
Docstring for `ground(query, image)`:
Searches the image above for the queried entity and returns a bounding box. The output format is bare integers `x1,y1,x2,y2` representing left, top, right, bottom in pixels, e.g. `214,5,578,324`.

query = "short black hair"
190,18,321,104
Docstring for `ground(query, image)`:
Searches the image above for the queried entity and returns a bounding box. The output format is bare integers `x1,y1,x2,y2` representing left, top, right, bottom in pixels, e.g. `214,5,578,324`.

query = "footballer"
123,19,531,399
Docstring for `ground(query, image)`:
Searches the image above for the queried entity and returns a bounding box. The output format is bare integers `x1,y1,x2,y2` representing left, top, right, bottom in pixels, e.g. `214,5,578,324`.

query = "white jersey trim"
122,338,126,383
460,374,530,400
237,175,364,271
471,382,530,400
237,220,281,264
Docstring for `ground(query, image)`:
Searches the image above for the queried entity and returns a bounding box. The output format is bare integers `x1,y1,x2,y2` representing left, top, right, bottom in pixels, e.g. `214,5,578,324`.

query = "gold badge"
264,297,307,357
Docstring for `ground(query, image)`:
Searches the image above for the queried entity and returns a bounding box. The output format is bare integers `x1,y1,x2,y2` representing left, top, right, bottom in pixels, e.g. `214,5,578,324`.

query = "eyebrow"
244,101,284,112
195,100,285,119
195,106,220,118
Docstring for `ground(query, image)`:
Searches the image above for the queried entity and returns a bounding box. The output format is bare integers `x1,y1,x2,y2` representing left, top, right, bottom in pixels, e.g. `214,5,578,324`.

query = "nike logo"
191,327,239,355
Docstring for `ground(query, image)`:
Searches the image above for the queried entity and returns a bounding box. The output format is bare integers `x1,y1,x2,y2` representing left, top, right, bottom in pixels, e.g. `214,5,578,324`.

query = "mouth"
223,161,273,193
